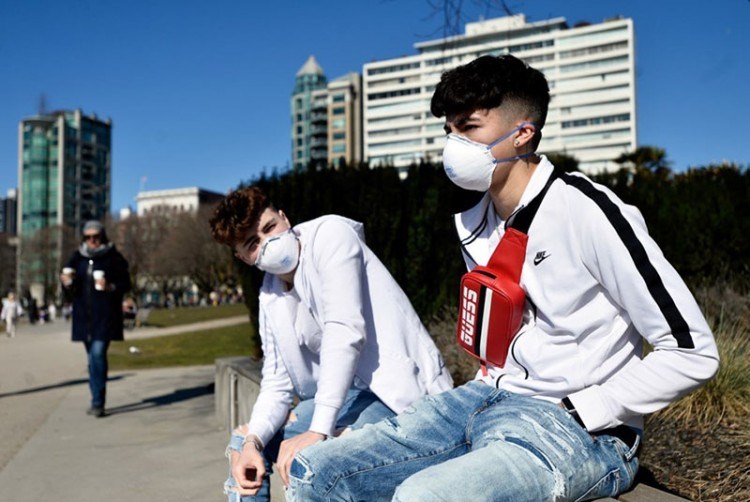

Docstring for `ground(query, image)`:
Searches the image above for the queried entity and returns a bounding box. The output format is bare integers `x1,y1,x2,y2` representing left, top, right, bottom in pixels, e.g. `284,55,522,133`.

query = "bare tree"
113,207,237,307
19,225,76,303
0,233,16,296
158,206,237,300
113,210,179,305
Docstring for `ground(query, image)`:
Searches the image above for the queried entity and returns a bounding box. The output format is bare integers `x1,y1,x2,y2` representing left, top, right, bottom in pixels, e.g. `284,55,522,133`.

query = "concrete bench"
214,357,686,502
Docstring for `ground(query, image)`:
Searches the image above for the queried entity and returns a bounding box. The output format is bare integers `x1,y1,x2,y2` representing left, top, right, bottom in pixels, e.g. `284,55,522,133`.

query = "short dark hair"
431,55,550,129
209,186,272,246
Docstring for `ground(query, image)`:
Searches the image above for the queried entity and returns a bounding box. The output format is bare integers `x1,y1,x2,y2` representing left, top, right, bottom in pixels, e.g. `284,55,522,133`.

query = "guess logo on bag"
459,286,479,346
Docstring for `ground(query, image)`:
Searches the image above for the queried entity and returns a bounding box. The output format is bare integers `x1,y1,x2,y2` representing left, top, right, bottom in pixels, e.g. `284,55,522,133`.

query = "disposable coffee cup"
61,267,75,286
93,270,105,290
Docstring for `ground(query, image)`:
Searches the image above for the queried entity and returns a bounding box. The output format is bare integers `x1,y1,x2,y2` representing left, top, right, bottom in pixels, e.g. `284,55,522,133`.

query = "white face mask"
442,122,535,192
255,229,300,275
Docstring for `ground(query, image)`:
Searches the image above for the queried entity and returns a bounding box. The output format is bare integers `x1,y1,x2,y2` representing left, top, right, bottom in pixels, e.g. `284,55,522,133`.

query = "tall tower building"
291,56,328,170
16,109,112,301
363,14,636,175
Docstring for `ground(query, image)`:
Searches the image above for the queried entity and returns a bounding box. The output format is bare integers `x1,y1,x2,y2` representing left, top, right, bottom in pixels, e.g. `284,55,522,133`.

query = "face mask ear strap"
485,121,539,150
492,151,537,165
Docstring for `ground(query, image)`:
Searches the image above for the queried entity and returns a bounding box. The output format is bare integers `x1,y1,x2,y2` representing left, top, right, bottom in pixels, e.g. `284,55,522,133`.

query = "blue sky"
1,0,748,213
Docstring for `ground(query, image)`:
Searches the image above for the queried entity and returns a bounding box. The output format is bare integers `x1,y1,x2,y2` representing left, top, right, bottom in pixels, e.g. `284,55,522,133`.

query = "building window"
561,113,630,129
332,94,345,102
368,87,420,101
332,107,345,115
367,62,420,76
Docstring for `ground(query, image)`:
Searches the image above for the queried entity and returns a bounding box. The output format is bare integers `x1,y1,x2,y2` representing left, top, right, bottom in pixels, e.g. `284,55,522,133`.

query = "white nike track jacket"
455,156,719,433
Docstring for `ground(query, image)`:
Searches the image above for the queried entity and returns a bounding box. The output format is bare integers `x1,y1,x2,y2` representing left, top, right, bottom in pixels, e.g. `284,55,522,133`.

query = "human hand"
60,267,75,288
277,430,326,487
230,438,266,497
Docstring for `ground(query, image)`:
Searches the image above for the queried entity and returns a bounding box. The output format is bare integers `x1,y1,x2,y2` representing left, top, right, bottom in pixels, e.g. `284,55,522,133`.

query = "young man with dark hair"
285,55,719,501
209,187,452,502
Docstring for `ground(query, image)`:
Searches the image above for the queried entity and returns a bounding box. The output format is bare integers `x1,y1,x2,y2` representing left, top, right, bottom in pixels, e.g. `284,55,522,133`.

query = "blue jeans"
84,339,110,409
287,381,640,501
225,387,394,502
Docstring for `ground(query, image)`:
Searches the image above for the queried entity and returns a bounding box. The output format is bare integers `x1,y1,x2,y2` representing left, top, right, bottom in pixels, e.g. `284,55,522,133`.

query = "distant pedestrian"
48,303,57,321
27,297,38,324
60,220,131,418
1,292,23,338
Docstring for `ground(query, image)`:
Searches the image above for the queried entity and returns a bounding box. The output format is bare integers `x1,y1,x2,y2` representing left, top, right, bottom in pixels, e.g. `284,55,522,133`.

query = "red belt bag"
456,173,556,369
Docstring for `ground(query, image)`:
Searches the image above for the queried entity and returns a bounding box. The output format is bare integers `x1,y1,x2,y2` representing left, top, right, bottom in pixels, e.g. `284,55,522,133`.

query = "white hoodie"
247,215,453,446
456,156,719,432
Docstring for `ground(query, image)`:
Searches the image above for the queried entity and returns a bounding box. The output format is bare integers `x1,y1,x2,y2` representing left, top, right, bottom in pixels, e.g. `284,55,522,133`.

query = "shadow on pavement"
105,382,215,416
0,374,130,399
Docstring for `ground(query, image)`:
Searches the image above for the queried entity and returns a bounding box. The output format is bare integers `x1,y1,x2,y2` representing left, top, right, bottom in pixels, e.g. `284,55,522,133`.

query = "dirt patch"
639,415,750,501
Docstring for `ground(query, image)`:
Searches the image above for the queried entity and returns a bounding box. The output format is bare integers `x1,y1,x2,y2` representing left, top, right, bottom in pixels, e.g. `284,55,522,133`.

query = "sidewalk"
0,317,247,502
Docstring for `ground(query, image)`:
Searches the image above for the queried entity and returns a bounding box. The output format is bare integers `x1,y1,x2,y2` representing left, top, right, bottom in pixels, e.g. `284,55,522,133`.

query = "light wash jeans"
225,387,394,502
84,339,110,409
287,381,640,502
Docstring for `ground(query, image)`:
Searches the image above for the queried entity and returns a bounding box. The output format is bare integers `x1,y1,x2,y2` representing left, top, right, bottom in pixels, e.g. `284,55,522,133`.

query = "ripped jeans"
287,381,640,501
225,387,394,502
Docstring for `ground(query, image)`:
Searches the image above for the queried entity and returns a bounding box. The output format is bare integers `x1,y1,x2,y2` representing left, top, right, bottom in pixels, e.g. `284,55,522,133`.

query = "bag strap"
485,171,557,274
508,171,558,234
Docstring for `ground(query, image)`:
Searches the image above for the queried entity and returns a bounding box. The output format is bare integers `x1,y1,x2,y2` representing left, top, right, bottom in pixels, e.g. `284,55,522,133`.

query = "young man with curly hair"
210,187,452,501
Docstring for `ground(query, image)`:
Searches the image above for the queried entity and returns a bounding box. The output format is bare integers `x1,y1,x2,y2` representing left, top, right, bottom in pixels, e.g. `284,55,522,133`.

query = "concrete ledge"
214,357,687,501
606,484,688,501
215,356,263,431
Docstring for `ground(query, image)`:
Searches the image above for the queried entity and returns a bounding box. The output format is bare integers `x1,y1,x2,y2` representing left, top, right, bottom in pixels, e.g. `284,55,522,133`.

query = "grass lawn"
145,303,249,327
109,322,258,370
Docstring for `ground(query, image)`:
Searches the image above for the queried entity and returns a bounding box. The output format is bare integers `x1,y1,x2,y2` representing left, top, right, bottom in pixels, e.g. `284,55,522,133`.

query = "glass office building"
18,109,111,236
17,109,111,299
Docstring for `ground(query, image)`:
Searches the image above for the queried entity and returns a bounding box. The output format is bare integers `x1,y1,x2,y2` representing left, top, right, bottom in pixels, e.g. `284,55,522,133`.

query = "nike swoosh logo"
533,253,550,266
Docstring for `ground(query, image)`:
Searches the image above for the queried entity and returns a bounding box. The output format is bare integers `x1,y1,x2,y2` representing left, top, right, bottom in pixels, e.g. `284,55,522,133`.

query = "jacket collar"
455,155,555,268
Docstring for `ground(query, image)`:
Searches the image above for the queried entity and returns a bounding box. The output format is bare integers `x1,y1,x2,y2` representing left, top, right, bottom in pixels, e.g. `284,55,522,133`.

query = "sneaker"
86,407,106,417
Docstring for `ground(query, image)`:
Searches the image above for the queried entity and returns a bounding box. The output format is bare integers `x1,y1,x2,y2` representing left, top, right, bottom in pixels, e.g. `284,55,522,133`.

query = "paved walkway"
0,316,249,502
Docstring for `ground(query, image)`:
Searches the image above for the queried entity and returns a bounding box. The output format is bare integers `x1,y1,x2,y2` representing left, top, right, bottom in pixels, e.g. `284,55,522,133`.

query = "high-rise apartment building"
363,14,636,174
291,57,364,170
16,109,112,300
291,56,328,170
327,72,363,167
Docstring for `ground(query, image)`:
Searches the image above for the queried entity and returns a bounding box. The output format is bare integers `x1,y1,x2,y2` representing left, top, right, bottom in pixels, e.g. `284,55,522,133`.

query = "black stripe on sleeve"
560,173,695,349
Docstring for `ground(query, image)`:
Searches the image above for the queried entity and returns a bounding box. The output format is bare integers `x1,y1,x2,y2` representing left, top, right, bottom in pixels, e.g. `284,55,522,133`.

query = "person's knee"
392,472,440,502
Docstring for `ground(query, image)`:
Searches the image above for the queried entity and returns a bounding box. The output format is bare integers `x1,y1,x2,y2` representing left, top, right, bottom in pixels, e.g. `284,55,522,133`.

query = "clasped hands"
230,429,326,497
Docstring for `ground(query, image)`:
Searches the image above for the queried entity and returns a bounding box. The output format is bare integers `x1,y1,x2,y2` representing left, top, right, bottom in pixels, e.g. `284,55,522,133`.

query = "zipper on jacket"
86,259,94,342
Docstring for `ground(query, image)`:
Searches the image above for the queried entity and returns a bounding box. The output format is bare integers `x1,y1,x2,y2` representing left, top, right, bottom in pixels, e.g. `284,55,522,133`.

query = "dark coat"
63,245,131,342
